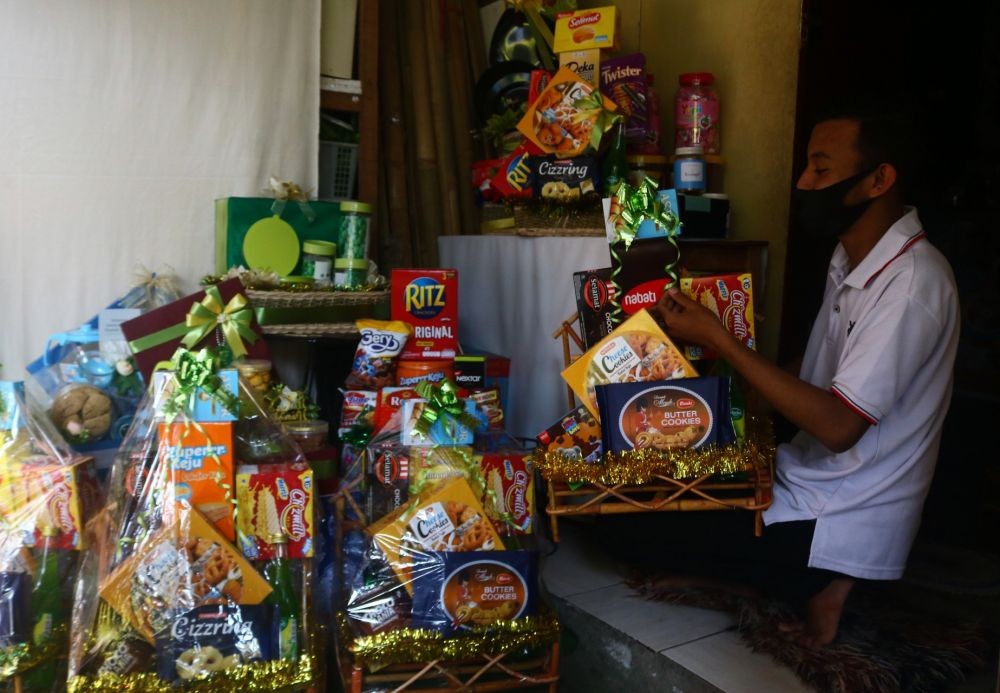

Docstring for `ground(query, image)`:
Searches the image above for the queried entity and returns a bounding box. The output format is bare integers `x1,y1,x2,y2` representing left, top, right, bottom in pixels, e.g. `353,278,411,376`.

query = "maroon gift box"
121,277,270,381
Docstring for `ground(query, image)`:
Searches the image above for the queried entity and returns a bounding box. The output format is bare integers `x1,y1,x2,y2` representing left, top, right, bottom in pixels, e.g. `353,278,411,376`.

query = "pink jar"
675,72,720,155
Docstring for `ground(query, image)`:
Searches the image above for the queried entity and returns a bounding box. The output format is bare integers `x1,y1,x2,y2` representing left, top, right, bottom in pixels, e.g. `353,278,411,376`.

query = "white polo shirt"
763,208,959,580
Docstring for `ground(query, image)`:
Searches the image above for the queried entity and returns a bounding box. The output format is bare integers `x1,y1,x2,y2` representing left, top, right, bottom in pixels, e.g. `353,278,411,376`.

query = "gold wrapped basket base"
338,613,560,693
535,418,775,542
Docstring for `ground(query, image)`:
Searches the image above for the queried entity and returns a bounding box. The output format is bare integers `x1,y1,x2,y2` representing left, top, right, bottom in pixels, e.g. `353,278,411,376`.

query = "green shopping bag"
214,197,343,275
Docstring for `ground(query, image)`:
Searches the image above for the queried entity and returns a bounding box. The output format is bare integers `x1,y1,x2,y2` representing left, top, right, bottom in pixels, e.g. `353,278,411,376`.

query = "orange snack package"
158,422,235,540
561,309,697,418
99,510,272,643
517,67,617,158
368,477,503,594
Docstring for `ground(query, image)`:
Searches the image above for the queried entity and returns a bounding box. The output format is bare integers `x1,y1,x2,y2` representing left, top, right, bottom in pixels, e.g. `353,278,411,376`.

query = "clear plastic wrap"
66,349,320,690
1,382,100,692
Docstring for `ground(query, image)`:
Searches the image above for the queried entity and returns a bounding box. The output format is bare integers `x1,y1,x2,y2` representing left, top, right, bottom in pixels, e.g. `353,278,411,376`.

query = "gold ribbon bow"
181,285,258,359
268,176,316,222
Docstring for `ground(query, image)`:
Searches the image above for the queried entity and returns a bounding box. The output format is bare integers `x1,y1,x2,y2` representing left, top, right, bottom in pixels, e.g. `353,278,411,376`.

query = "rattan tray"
248,289,389,338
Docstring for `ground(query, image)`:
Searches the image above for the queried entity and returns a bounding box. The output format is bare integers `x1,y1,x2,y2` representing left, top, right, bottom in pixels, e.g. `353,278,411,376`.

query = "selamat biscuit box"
561,310,697,419
392,269,459,359
679,273,756,360
553,6,617,53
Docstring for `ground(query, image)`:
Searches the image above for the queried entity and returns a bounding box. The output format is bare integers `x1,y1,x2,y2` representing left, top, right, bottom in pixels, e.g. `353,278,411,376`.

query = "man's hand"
655,287,729,351
655,286,870,453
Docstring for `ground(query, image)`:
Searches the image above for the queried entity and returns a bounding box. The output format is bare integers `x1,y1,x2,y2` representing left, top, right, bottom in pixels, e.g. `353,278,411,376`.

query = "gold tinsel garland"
532,416,775,485
339,612,560,671
66,655,315,693
0,623,68,679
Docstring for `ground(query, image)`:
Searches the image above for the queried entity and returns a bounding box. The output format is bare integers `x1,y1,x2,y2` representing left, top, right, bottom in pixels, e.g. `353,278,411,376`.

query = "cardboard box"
679,274,756,360
553,6,617,53
559,48,601,87
159,422,235,540
18,456,100,551
121,278,269,382
150,369,239,423
236,462,315,560
573,268,616,350
392,269,459,359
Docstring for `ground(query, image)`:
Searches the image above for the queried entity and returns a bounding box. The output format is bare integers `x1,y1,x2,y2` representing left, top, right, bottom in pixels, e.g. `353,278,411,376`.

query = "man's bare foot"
799,577,855,648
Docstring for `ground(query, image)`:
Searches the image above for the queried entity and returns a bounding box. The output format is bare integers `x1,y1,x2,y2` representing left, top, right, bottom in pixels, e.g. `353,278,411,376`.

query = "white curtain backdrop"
0,0,320,376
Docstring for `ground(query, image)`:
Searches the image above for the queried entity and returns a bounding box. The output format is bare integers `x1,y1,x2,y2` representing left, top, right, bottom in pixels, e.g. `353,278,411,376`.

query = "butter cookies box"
392,269,459,359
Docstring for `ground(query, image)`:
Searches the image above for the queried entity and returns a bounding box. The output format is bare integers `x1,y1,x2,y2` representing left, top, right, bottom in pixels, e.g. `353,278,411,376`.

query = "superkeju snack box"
392,269,459,359
158,422,235,540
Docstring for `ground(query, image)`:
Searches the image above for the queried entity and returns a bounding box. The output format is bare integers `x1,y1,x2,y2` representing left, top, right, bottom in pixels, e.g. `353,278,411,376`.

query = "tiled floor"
541,520,827,693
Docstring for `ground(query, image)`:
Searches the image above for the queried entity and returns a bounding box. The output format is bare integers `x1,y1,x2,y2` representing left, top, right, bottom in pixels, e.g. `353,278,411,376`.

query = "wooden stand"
544,317,774,542
340,643,559,693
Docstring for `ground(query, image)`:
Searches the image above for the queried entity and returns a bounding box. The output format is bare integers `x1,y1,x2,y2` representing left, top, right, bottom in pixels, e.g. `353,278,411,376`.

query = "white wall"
0,0,321,377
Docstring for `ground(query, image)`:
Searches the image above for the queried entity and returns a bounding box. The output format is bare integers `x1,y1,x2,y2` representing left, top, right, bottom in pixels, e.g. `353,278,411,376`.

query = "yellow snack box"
159,422,235,540
553,6,617,53
99,510,272,643
559,48,601,87
561,309,697,418
368,477,503,594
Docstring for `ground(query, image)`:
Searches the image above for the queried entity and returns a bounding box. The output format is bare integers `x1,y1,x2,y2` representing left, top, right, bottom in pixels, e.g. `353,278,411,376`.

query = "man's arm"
656,288,869,453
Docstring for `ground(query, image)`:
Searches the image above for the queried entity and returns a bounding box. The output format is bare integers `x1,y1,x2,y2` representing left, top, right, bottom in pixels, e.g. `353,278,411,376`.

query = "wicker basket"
247,289,389,339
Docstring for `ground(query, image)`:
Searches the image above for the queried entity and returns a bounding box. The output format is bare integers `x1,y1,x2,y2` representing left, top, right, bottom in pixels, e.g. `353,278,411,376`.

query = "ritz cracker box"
391,269,459,360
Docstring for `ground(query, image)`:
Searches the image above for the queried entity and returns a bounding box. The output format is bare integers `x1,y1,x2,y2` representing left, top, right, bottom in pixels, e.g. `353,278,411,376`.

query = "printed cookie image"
185,539,244,605
176,646,240,681
583,331,690,413
616,385,714,451
442,560,528,627
51,383,113,440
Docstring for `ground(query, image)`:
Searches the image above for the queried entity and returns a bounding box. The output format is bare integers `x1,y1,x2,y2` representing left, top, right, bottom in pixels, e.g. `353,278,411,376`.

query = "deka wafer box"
392,269,459,359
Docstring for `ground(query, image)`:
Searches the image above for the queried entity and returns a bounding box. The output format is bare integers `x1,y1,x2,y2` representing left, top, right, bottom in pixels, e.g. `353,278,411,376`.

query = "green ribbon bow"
181,285,258,359
572,92,621,153
269,178,317,223
608,177,683,321
159,348,241,424
413,379,481,442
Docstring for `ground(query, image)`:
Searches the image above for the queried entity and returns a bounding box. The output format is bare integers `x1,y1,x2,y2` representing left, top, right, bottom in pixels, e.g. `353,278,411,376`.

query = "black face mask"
795,166,877,238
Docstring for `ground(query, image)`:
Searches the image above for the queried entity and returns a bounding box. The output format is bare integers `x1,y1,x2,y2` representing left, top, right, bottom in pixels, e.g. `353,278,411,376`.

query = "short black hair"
813,101,919,196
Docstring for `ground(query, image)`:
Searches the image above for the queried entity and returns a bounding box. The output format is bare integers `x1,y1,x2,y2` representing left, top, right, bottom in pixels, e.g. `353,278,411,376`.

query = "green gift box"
214,197,343,276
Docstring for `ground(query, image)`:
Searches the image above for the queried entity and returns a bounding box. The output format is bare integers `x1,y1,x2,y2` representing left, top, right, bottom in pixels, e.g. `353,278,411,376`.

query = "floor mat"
628,574,994,693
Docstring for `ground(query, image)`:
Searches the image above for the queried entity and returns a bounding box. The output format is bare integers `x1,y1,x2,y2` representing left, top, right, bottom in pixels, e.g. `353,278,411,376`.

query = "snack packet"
517,67,617,158
345,319,412,390
679,273,756,360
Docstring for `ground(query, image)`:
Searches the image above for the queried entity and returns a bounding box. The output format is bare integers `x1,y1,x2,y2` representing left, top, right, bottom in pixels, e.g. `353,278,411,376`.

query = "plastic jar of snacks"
675,72,720,154
284,420,329,452
626,154,670,188
301,240,336,286
334,258,368,288
338,201,373,260
235,359,273,395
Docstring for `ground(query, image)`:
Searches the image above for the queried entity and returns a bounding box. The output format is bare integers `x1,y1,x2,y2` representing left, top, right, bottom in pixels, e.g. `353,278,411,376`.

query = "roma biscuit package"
679,273,756,360
368,477,504,594
595,376,736,454
391,269,459,360
561,309,697,418
480,452,534,535
410,551,538,635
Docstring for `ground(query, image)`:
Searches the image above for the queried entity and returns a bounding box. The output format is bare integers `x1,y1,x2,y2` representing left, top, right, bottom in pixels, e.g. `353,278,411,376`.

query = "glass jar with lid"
339,201,373,261
673,146,706,194
334,258,368,288
284,419,329,452
675,72,720,154
301,240,336,286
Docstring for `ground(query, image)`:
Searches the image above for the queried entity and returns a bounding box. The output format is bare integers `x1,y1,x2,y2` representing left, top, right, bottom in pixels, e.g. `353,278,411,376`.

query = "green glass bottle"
264,534,300,661
602,123,628,197
23,526,62,691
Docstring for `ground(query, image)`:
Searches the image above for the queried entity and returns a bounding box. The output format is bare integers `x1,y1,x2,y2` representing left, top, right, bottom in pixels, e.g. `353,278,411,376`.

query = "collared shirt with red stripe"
763,207,960,580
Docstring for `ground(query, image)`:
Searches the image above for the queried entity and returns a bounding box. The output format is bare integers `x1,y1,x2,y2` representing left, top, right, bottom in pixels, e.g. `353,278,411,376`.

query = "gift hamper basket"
1,382,101,693
329,340,560,692
65,348,321,691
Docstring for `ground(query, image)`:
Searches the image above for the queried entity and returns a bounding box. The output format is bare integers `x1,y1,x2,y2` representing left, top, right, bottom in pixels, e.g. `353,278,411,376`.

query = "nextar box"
392,269,459,359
